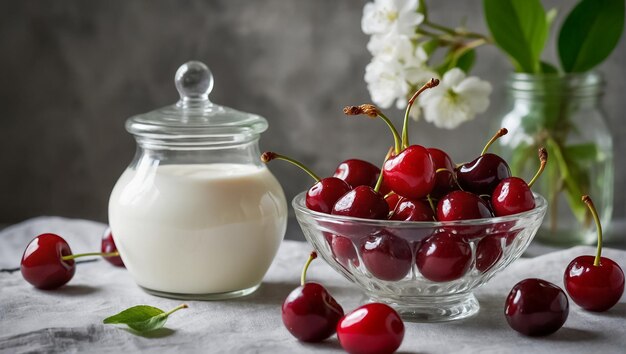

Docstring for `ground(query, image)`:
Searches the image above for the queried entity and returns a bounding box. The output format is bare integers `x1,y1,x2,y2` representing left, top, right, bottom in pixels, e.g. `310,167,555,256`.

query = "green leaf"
483,0,548,73
540,61,559,74
418,0,428,21
546,8,558,29
563,143,599,161
510,143,535,177
436,47,476,75
420,39,439,57
104,304,188,333
456,49,476,73
558,0,625,73
546,138,589,223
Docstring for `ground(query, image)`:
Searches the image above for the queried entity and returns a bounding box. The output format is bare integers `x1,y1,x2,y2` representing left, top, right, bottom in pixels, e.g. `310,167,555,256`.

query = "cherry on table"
416,231,472,282
564,195,625,312
21,233,121,290
282,251,344,342
456,128,511,195
337,303,404,354
21,233,76,290
360,231,412,281
333,159,380,189
101,228,125,267
505,278,569,336
491,147,547,217
262,152,351,214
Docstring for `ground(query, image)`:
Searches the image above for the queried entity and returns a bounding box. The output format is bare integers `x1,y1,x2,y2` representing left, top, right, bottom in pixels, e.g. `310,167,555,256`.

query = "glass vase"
495,72,613,246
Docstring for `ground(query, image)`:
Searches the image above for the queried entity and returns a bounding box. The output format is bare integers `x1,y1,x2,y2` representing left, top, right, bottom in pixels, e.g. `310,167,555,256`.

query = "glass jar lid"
126,61,268,140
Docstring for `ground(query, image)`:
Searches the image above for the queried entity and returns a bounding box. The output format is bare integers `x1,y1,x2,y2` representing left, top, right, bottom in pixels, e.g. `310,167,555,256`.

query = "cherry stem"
61,251,119,261
582,195,603,267
343,105,402,154
426,195,437,219
480,128,508,156
164,303,189,317
401,78,440,148
374,146,394,193
301,251,318,286
528,147,548,188
261,152,320,182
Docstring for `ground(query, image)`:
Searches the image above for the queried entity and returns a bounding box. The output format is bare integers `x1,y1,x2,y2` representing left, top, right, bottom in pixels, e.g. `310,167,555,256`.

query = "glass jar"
495,72,613,246
108,61,288,299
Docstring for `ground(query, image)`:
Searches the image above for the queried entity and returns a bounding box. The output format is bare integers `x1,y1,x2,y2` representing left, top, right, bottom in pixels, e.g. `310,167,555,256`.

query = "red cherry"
505,279,569,336
307,177,352,213
343,80,439,201
389,198,434,221
492,148,547,216
326,233,359,269
383,145,436,200
337,303,404,354
437,191,493,221
564,196,625,312
21,233,75,289
565,256,624,312
332,186,389,220
456,129,511,195
262,152,351,214
416,231,472,282
491,177,534,216
427,148,459,198
475,234,504,273
101,228,125,267
384,193,402,211
282,252,344,342
360,231,412,281
333,159,380,189
456,153,511,195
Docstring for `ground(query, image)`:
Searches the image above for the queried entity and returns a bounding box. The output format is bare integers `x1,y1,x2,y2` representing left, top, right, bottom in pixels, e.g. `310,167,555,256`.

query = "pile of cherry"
272,80,624,352
263,80,550,284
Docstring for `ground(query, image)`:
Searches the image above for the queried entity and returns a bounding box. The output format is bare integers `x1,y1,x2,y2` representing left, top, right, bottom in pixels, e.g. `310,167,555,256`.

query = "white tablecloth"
1,217,625,353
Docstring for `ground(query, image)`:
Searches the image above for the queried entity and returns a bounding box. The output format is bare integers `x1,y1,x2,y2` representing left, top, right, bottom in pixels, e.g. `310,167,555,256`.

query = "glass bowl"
292,192,547,322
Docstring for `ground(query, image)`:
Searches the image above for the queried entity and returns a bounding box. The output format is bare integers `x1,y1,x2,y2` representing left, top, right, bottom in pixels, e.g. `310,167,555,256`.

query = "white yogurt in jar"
108,163,287,295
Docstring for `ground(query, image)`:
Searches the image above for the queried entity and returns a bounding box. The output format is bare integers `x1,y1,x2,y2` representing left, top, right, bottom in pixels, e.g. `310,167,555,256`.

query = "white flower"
418,68,492,129
365,56,409,109
367,33,414,60
365,44,437,112
362,0,423,36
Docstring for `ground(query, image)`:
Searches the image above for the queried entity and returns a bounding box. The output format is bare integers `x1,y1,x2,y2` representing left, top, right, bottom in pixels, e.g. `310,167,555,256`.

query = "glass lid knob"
175,61,214,102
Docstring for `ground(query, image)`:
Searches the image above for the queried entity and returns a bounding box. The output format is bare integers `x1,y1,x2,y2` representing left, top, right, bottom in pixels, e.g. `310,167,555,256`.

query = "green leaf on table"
103,304,188,333
483,0,548,73
558,0,625,73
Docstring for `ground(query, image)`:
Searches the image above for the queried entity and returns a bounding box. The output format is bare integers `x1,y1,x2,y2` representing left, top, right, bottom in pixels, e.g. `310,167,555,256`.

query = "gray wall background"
1,1,625,228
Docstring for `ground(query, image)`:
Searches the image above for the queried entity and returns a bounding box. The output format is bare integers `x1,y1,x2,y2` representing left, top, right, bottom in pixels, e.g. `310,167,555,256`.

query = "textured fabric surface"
0,217,625,353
